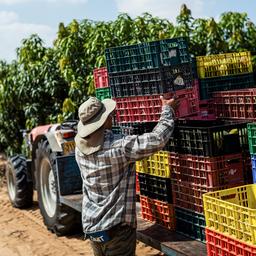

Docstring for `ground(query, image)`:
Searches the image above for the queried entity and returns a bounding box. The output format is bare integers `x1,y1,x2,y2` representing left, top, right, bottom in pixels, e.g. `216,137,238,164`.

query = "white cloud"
46,0,88,3
0,12,56,62
0,11,18,24
114,0,206,23
0,0,30,4
0,0,87,4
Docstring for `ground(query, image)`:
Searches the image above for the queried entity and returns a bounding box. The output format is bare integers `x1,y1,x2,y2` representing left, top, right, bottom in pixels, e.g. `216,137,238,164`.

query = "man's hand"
160,95,179,110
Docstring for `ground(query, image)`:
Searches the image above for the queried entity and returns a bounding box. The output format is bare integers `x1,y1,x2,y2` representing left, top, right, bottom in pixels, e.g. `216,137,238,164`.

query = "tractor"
5,120,83,236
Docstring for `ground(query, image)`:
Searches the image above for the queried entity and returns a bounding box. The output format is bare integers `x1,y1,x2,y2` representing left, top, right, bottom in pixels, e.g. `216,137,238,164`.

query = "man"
75,95,177,256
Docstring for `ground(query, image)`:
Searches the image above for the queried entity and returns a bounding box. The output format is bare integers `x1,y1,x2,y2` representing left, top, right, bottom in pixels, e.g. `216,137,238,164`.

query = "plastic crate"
136,151,171,178
109,64,193,98
139,195,176,230
95,87,111,101
162,64,193,91
114,88,199,123
199,73,255,100
112,125,121,135
105,37,190,74
170,153,244,188
172,179,244,213
93,67,109,89
138,173,172,203
184,113,217,121
206,228,256,256
203,184,256,245
243,151,253,184
248,123,256,154
175,207,206,242
251,154,256,183
213,89,256,120
165,119,248,157
159,37,190,65
196,52,253,79
119,122,157,136
136,173,140,194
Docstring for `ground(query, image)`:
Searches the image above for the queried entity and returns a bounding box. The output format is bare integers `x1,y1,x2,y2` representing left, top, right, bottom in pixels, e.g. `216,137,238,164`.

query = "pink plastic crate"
115,87,199,123
213,89,256,120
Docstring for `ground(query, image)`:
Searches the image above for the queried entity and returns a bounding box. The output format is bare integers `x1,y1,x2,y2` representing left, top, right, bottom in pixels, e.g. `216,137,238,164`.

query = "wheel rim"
7,162,16,202
40,157,57,218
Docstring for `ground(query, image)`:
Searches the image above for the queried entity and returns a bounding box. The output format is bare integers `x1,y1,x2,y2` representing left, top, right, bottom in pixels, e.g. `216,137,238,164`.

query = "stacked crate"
136,151,175,230
106,37,199,123
166,119,248,242
196,52,254,100
203,184,256,255
93,67,111,100
193,52,255,120
105,37,198,231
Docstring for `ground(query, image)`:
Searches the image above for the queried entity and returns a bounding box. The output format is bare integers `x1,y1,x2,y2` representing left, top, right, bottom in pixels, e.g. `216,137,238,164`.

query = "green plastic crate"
95,88,111,101
248,123,256,154
175,207,206,243
105,37,190,74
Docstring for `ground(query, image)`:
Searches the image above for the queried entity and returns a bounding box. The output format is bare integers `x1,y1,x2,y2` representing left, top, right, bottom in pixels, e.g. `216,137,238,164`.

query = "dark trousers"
90,225,136,256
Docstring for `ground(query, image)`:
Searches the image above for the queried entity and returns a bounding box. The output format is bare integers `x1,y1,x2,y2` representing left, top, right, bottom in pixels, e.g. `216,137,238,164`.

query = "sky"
0,0,256,62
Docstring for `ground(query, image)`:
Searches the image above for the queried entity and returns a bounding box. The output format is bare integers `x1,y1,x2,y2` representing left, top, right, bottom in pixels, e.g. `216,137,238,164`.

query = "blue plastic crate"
251,154,256,183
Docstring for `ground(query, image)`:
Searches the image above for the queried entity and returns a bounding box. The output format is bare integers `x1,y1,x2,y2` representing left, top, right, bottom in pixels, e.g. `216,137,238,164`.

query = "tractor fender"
31,132,62,190
45,132,63,153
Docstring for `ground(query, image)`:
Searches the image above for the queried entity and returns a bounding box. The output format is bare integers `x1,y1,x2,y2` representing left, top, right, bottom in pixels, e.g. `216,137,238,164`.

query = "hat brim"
77,98,116,138
75,127,105,155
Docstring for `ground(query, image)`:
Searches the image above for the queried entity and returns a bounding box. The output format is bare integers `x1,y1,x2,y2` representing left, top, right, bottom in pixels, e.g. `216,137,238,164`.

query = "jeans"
89,224,136,256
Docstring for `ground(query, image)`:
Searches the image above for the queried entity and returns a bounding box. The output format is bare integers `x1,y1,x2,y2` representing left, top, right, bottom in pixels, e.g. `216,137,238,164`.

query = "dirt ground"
0,167,163,256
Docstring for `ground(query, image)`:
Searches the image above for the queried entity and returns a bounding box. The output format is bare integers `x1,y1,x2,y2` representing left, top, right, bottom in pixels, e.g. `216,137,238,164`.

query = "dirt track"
0,180,163,256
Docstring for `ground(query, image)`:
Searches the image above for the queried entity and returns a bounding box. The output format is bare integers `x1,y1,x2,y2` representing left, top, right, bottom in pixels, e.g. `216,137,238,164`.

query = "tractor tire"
35,139,81,236
6,155,33,208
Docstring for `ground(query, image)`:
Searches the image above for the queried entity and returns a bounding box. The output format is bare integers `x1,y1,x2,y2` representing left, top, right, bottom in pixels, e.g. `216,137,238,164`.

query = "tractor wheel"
6,155,33,208
35,139,81,236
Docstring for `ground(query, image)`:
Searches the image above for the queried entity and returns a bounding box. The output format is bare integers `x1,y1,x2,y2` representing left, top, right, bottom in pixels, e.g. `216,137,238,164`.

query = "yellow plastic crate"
196,51,253,79
203,184,256,245
136,151,170,178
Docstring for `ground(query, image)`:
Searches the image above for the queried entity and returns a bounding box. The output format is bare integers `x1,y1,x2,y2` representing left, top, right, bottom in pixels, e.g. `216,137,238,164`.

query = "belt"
86,223,129,243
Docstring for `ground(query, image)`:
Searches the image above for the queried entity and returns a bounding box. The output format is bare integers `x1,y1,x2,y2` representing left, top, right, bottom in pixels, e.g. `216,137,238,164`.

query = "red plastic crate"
136,173,140,194
172,180,244,213
139,195,176,230
93,67,109,89
169,153,244,188
206,228,256,256
213,89,256,120
115,87,199,123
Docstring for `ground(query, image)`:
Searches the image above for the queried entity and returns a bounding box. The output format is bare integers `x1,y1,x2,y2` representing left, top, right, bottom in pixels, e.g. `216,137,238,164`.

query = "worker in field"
75,95,178,256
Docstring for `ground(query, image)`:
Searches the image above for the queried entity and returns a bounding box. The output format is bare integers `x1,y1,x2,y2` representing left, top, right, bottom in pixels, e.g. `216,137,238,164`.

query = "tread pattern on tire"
36,139,81,236
8,155,33,208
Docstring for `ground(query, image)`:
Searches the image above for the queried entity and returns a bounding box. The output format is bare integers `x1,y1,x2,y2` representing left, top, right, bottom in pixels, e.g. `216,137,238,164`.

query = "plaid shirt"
75,105,175,234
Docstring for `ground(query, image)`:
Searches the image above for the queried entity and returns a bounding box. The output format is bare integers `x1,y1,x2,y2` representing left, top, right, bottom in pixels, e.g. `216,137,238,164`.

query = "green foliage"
1,5,256,154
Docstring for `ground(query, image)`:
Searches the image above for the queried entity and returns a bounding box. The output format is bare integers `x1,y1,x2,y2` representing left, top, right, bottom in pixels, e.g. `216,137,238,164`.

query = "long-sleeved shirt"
75,105,175,234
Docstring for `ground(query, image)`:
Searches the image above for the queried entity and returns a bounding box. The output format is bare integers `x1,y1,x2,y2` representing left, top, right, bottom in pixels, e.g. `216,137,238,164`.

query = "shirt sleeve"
112,105,175,162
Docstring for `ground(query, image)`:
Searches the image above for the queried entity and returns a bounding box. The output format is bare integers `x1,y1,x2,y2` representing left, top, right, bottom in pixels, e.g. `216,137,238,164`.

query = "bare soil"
0,169,163,256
